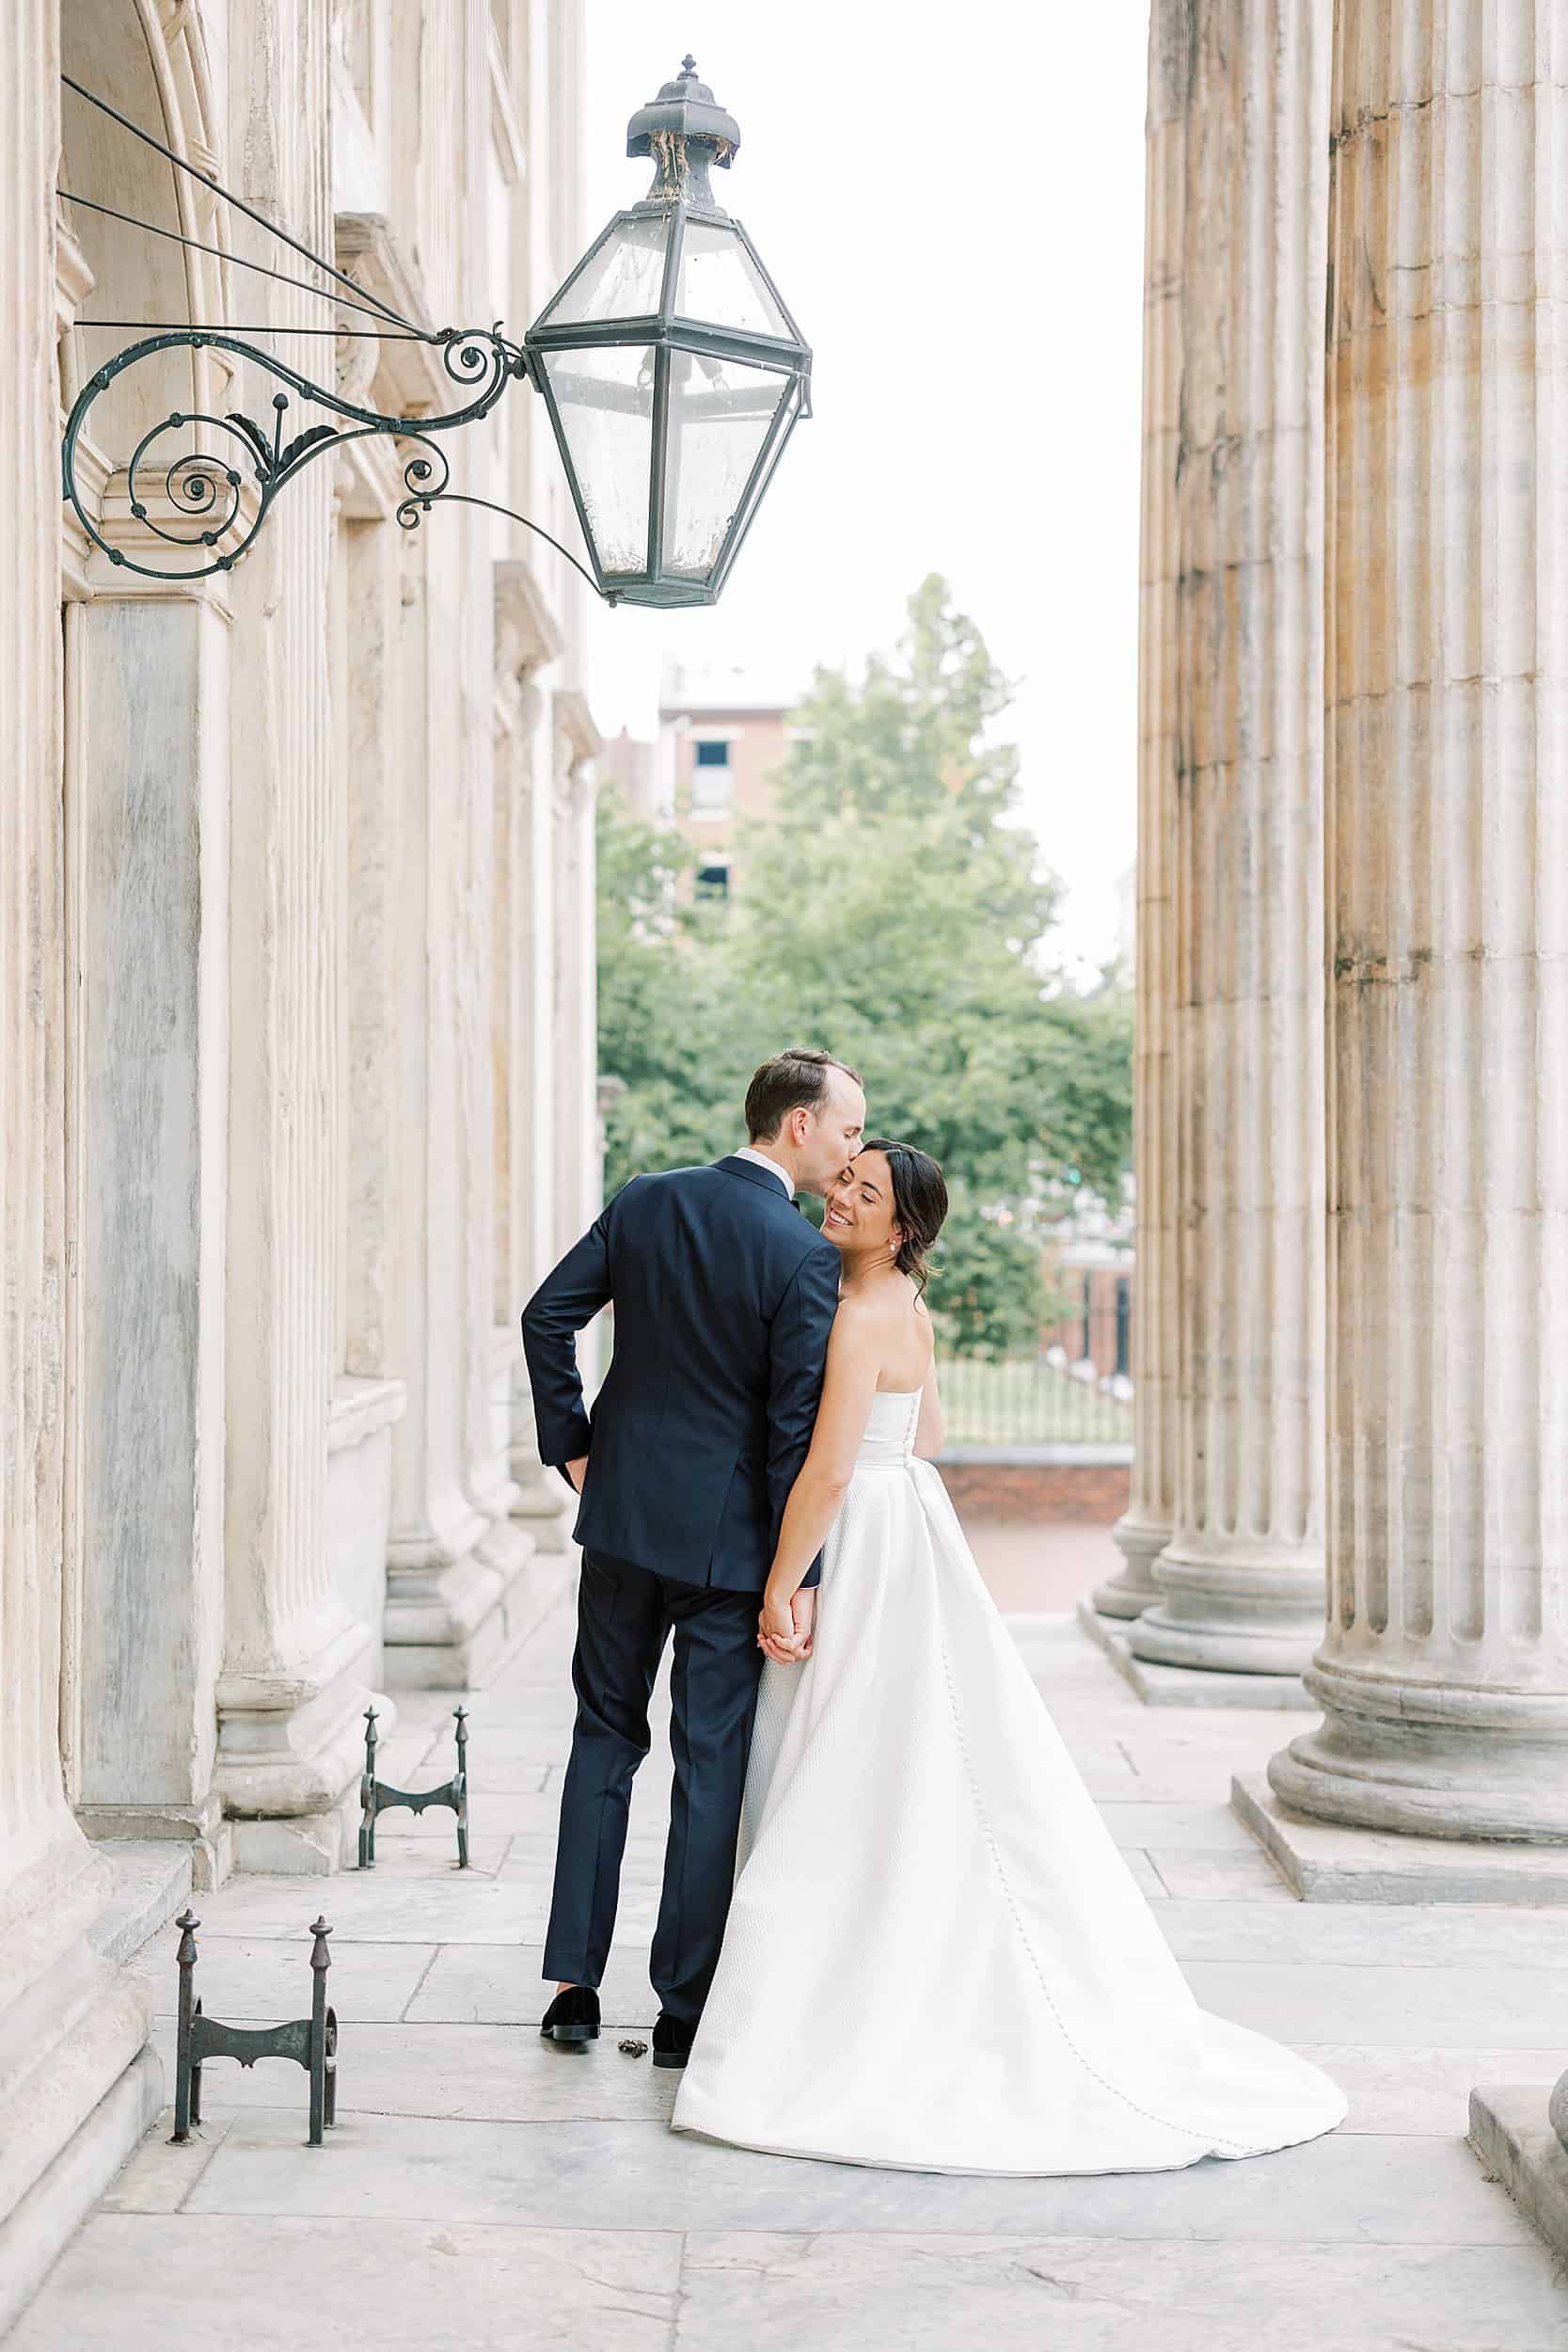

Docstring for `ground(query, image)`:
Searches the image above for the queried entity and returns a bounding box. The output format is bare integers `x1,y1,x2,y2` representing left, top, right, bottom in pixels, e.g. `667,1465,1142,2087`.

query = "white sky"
578,4,1149,975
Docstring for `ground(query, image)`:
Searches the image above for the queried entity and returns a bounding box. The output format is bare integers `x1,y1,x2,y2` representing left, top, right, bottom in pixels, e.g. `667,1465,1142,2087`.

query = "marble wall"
0,0,597,2312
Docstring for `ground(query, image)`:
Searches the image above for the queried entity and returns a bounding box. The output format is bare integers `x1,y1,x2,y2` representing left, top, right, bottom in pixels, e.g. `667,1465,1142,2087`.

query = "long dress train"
671,1390,1348,2175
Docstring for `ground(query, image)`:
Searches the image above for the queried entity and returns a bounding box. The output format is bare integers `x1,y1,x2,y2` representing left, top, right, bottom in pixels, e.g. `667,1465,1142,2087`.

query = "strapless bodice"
855,1388,923,1468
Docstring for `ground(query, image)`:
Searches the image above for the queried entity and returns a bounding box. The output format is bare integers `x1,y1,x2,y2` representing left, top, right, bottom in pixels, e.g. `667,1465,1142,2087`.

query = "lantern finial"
626,59,741,203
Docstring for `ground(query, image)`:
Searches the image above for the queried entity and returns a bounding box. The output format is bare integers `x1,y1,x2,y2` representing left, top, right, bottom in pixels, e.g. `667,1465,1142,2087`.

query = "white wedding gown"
671,1390,1348,2175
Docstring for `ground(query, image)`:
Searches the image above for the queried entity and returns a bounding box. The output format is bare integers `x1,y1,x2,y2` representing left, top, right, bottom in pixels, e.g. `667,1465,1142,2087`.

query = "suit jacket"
520,1155,842,1593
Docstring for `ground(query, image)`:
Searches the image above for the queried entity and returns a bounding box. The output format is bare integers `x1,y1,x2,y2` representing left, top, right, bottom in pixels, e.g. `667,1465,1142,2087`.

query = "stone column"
214,0,385,1867
0,18,160,2325
1268,0,1568,1837
495,564,572,1553
552,690,603,1257
1097,0,1188,1618
1128,0,1330,1680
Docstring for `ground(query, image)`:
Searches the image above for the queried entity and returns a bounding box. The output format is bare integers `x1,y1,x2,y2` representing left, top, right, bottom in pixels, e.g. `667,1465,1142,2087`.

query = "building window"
696,862,730,901
689,737,733,815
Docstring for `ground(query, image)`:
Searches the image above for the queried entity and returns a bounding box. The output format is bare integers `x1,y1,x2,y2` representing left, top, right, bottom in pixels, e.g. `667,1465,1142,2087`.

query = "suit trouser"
543,1551,765,2021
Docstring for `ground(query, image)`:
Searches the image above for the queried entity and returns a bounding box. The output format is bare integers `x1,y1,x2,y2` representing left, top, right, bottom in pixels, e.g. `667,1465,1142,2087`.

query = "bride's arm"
760,1302,881,1630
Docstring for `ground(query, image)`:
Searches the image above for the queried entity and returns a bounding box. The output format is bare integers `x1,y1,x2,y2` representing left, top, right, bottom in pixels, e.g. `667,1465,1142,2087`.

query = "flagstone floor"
10,1547,1568,2352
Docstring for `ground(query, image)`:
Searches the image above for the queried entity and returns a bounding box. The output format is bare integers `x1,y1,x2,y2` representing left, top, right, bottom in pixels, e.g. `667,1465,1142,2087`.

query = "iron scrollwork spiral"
61,322,522,583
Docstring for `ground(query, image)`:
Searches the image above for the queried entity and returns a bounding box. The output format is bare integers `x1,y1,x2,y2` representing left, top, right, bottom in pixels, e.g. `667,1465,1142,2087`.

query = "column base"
384,1534,576,1689
0,1836,191,2334
1469,2087,1568,2263
1266,1658,1568,1842
1127,1545,1324,1677
1233,1772,1568,1902
1076,1597,1311,1708
74,1797,233,1891
214,1608,386,1871
508,1457,573,1553
1092,1510,1169,1618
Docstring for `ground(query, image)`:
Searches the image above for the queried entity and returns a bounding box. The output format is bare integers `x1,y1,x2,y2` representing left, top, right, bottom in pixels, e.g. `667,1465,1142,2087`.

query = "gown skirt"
670,1390,1348,2176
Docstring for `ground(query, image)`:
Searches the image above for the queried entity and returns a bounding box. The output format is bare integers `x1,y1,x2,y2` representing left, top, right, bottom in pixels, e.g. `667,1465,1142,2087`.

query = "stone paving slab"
1158,1899,1568,1968
174,2108,1531,2244
1093,1802,1259,1851
1183,1959,1568,2048
674,2232,1568,2352
14,1596,1568,2350
1316,2047,1568,2137
175,1868,543,1944
1143,1849,1295,1899
6,2216,679,2352
146,2021,682,2125
405,1941,659,2026
143,1935,436,2024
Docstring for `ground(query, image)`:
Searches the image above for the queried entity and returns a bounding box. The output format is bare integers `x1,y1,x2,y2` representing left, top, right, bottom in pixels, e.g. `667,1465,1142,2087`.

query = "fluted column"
0,16,159,2325
215,0,384,1867
1269,0,1568,1836
1098,0,1188,1617
1129,0,1330,1678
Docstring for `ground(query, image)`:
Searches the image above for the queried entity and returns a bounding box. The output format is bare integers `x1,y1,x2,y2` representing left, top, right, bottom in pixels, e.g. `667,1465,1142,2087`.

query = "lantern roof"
626,56,741,169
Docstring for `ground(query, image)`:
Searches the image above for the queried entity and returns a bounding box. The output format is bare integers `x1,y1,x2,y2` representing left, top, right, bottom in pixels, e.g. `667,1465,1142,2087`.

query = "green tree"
594,577,1134,1354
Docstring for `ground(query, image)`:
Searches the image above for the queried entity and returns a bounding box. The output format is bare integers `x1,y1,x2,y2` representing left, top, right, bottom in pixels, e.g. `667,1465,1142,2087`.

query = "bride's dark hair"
859,1138,949,1293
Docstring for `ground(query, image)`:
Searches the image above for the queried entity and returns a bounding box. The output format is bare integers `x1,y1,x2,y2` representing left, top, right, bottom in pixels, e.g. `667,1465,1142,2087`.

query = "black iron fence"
938,1349,1134,1451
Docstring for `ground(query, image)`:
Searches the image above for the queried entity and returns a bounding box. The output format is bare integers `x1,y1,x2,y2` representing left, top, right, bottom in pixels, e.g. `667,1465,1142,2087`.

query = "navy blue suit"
521,1154,840,2018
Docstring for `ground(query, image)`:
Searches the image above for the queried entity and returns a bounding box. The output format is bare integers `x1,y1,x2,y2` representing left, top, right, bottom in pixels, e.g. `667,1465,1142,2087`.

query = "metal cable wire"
60,72,420,331
58,188,435,336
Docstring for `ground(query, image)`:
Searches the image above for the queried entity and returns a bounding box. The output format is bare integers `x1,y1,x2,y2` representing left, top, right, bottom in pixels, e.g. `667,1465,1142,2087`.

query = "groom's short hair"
745,1047,861,1142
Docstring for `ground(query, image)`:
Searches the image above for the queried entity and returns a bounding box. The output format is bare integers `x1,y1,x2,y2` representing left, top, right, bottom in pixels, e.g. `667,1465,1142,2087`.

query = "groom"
520,1047,864,2066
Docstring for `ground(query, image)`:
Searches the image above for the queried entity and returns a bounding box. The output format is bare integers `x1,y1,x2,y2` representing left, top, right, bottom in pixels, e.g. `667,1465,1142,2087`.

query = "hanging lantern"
523,57,812,609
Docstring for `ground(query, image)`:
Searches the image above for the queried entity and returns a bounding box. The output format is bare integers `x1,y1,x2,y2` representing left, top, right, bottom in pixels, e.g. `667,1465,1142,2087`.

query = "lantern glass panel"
673,218,792,339
542,342,657,575
541,215,672,327
663,354,792,578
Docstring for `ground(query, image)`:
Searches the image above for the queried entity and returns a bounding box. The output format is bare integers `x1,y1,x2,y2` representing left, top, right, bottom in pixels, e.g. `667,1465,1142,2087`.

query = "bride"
672,1138,1347,2175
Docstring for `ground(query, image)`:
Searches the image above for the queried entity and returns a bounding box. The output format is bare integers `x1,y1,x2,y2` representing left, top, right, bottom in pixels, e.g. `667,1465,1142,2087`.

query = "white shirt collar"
734,1146,795,1200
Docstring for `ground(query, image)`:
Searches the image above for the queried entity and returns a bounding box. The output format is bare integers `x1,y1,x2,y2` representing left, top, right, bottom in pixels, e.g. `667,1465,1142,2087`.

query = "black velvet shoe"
540,1985,600,2046
651,2010,697,2070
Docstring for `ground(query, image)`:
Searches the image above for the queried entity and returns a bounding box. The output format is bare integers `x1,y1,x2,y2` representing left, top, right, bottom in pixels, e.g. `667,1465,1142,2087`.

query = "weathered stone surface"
1130,0,1332,1687
174,2111,1531,2244
1235,1773,1568,1904
8,2218,679,2352
1101,0,1187,1624
1267,0,1568,1842
675,2233,1568,2352
1469,2086,1568,2266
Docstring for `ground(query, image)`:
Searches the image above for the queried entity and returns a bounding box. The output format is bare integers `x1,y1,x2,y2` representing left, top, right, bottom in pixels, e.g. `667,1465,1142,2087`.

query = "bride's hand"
758,1586,803,1663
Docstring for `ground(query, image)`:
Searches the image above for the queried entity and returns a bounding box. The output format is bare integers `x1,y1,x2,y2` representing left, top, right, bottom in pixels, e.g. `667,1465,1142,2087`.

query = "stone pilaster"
215,0,384,1867
494,564,573,1553
1267,0,1568,1840
1098,0,1189,1618
1128,0,1330,1681
0,19,161,2328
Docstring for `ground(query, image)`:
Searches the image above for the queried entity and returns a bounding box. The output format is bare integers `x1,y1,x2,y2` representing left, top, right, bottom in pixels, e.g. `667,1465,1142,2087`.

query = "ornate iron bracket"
172,1909,338,2148
357,1706,470,1870
60,322,601,591
57,74,607,593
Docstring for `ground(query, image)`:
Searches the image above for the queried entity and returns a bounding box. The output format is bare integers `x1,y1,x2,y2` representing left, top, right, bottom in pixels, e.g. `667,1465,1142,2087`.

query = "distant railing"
938,1348,1134,1453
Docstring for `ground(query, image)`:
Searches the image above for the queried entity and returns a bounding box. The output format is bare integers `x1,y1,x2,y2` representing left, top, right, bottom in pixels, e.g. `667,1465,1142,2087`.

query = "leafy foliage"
594,577,1133,1354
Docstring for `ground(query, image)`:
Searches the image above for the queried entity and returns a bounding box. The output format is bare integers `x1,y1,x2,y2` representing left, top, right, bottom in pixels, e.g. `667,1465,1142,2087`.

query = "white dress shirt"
734,1146,796,1200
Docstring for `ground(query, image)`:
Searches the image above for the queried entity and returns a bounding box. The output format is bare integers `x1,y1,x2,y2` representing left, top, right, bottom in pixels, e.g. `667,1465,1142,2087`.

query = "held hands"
758,1583,816,1666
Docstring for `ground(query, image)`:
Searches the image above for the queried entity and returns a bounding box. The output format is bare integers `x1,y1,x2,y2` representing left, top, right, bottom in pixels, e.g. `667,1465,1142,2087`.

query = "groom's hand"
563,1455,589,1494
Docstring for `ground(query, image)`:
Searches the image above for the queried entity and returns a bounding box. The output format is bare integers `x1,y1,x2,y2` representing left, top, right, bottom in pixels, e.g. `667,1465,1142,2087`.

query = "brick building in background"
599,659,803,901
